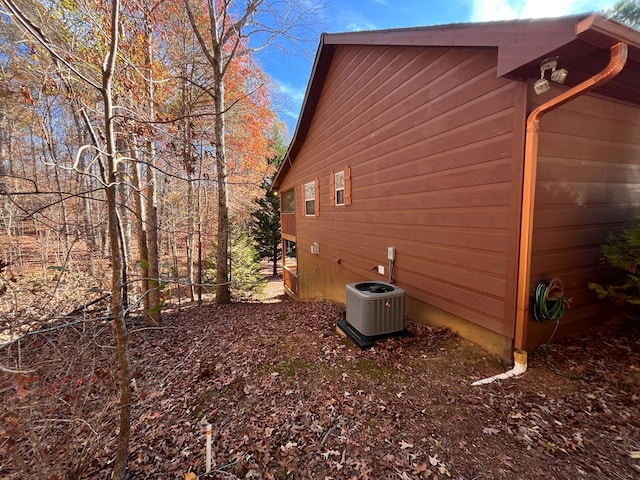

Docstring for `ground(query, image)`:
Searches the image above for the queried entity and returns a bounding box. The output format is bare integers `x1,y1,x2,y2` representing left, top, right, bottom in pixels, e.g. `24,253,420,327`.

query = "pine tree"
589,219,640,306
205,224,265,300
251,181,281,277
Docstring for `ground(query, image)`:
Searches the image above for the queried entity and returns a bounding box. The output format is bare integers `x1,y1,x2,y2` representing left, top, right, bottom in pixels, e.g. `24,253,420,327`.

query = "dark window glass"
282,189,295,213
305,200,315,216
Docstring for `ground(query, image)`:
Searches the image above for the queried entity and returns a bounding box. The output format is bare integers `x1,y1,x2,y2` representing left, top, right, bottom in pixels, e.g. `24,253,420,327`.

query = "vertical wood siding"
531,85,640,346
281,45,524,337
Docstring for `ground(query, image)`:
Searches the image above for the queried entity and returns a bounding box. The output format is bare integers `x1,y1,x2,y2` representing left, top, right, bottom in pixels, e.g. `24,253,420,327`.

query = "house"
271,14,640,362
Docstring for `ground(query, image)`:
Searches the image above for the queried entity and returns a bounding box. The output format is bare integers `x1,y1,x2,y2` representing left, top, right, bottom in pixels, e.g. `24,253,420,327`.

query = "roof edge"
272,14,640,191
577,14,640,52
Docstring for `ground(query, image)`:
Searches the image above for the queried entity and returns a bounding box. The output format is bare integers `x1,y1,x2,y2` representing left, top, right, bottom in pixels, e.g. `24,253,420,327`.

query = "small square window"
335,171,345,206
304,181,315,216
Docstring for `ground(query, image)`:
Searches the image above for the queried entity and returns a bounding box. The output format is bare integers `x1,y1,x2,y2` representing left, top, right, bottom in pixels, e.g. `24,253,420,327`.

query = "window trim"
330,165,351,207
303,178,319,217
334,171,345,206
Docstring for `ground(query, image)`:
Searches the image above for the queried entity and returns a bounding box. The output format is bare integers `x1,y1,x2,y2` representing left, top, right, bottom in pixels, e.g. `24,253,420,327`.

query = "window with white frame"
304,181,315,216
330,166,351,207
334,171,345,206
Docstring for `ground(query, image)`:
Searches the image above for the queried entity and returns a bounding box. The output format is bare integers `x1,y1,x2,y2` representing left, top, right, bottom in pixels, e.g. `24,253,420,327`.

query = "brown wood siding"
530,85,640,347
279,45,524,338
281,213,296,237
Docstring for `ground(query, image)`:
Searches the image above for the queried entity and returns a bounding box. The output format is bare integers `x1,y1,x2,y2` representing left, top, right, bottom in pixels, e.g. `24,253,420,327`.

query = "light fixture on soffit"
533,56,568,95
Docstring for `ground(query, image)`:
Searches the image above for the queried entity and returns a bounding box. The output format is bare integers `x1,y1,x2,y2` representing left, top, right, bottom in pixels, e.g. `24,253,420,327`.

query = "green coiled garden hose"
532,277,567,323
532,278,583,380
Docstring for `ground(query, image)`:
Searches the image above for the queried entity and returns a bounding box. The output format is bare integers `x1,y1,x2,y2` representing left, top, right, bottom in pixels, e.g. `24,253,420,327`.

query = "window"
330,165,351,206
334,171,345,206
281,189,295,214
304,180,316,216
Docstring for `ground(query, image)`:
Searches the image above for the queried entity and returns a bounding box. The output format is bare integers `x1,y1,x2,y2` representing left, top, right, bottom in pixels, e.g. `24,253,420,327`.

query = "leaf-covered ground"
1,283,639,479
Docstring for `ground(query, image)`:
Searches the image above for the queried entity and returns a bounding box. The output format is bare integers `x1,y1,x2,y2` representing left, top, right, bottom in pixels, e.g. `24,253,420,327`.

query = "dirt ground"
1,274,639,479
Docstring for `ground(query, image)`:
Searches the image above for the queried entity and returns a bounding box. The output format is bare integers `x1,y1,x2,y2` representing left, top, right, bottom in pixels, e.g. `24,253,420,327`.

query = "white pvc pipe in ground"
471,350,527,386
205,423,212,473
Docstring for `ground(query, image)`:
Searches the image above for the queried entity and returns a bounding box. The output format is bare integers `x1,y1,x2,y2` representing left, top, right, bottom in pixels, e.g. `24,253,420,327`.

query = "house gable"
273,15,640,192
273,15,640,358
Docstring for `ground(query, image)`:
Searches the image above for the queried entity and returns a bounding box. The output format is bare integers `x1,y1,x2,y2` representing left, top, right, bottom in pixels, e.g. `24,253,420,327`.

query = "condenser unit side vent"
338,281,406,348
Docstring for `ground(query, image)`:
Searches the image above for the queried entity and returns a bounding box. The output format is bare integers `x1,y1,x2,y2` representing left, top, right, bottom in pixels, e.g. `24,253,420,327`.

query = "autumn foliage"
1,0,289,477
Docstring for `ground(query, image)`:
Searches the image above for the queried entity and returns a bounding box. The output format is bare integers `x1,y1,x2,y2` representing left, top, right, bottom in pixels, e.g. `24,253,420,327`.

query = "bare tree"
100,4,132,476
142,4,162,325
0,0,131,476
183,0,322,303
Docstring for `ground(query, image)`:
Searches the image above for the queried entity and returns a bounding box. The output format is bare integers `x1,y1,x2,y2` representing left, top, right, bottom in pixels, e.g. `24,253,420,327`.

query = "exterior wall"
281,213,295,238
278,44,528,356
528,85,640,349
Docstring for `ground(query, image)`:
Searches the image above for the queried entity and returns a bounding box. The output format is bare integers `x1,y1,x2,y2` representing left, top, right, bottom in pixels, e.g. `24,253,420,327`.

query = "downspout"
473,42,628,386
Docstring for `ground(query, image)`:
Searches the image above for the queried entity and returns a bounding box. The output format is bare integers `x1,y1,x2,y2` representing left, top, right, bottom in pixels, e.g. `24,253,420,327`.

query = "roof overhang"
272,14,640,190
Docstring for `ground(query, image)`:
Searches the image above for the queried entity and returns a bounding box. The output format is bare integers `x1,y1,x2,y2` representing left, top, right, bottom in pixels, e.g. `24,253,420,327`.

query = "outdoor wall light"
551,68,568,84
534,57,568,95
533,76,550,95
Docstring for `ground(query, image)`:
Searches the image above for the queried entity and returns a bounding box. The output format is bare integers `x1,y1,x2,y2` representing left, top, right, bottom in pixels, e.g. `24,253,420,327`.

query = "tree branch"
0,0,102,91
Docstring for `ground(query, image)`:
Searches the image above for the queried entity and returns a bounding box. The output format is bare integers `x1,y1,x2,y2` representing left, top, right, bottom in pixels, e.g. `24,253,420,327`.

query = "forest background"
0,0,322,477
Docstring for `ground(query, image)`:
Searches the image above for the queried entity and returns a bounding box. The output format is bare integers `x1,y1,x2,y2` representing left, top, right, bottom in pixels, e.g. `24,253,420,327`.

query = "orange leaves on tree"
224,53,280,203
20,85,34,105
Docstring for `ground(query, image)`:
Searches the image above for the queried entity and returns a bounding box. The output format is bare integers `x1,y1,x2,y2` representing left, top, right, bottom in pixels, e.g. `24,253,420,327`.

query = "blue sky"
258,0,618,136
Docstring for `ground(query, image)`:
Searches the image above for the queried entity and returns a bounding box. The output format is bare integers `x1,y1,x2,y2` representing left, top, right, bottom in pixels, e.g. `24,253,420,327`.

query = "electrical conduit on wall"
472,42,628,386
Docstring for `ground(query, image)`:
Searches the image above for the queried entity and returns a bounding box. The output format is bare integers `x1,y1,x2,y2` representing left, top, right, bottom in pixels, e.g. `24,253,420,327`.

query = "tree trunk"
178,66,196,302
145,150,161,325
0,112,7,195
272,243,278,277
73,107,99,258
185,230,195,301
102,2,131,478
196,147,204,305
213,40,231,304
185,171,195,302
43,124,72,261
182,0,234,304
129,138,150,318
118,159,132,262
106,182,130,480
197,183,203,305
116,159,130,310
144,10,161,326
115,207,129,311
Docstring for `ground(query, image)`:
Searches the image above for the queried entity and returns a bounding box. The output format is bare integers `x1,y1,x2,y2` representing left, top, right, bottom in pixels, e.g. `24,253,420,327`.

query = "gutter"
472,42,628,386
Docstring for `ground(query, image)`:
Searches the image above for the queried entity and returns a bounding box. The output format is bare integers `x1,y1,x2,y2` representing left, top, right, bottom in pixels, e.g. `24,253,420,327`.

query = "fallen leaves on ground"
1,296,639,479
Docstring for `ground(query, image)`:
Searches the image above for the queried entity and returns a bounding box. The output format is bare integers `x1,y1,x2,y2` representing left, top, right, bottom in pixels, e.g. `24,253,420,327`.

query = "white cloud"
470,0,617,22
334,8,378,32
278,81,306,105
329,2,379,32
273,80,308,130
344,17,378,31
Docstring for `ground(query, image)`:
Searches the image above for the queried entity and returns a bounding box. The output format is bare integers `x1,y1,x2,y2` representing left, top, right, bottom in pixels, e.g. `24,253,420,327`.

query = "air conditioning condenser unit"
337,281,406,348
